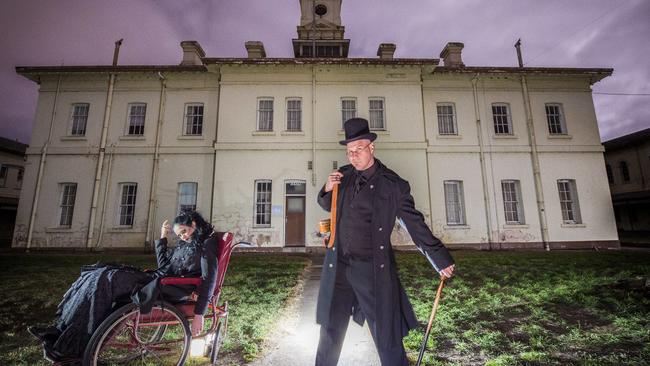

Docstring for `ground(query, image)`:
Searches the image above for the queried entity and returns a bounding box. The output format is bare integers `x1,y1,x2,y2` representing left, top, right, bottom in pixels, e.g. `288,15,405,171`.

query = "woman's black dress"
34,233,218,361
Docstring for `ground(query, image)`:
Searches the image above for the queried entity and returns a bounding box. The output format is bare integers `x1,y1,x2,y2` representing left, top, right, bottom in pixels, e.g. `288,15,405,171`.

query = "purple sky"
1,0,649,144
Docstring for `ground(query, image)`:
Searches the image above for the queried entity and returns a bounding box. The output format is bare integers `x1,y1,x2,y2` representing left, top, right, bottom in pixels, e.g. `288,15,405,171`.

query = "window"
70,103,89,136
178,182,198,213
184,103,204,135
369,98,385,130
59,183,77,227
257,98,274,131
127,103,147,135
341,98,357,127
444,181,466,225
606,164,614,184
492,103,512,135
545,103,566,135
118,183,137,226
557,179,582,224
286,98,302,131
437,103,457,135
254,180,272,227
501,180,524,224
620,161,630,182
0,166,6,187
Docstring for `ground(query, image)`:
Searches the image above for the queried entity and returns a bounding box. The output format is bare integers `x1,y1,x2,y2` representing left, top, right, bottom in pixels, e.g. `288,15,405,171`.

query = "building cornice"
434,66,613,83
15,65,207,82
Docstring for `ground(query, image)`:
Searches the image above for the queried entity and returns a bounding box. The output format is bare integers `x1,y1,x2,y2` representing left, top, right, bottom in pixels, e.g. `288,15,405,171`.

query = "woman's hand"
160,220,171,240
439,264,455,279
191,314,204,336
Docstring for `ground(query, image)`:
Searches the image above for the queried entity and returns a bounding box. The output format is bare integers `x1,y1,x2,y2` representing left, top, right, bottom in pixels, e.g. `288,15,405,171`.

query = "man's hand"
439,264,455,279
324,171,343,192
160,220,171,240
191,314,204,336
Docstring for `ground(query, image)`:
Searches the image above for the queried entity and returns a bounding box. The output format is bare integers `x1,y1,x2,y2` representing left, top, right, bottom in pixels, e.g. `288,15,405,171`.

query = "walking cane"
415,275,447,366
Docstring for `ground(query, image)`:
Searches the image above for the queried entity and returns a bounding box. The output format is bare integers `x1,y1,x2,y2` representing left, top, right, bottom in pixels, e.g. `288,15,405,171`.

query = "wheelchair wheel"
83,301,190,366
209,319,224,365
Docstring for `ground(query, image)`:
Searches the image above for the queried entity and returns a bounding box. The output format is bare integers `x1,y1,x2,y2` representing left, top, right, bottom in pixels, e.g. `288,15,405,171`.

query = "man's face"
346,139,375,171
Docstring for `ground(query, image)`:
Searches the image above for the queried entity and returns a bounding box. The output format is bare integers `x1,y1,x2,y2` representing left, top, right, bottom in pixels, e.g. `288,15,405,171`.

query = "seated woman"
29,210,219,363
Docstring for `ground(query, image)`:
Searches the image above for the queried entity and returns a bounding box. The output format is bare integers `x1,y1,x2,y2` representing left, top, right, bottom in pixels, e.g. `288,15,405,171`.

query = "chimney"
180,41,205,65
245,41,267,58
439,42,465,67
377,43,396,59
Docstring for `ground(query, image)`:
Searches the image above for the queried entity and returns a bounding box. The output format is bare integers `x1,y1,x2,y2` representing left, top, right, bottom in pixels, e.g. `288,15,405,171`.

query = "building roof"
15,60,613,83
0,136,28,155
603,127,650,151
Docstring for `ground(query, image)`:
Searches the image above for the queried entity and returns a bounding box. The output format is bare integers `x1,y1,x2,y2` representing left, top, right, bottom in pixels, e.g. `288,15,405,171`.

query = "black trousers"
315,257,408,366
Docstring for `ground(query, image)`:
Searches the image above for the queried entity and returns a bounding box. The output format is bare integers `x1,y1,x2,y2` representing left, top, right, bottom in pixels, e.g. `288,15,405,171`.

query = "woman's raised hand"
160,220,171,239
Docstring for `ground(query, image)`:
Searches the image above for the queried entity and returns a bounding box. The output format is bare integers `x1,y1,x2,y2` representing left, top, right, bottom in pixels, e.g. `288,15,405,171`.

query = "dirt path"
247,256,380,366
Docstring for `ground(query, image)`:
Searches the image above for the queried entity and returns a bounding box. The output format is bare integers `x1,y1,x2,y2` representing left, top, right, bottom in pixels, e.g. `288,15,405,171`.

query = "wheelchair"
80,232,245,366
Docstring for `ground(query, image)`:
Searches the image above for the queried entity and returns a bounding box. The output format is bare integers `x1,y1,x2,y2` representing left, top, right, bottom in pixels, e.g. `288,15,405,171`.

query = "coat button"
370,185,374,189
378,227,382,231
380,245,384,250
380,264,385,269
329,263,333,268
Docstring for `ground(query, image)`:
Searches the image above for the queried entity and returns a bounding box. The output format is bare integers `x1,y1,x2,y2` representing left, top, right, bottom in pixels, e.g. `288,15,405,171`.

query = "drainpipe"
520,74,550,250
97,143,116,246
86,72,117,249
472,74,494,249
209,69,222,222
26,75,62,250
145,72,167,249
419,67,436,232
311,65,317,187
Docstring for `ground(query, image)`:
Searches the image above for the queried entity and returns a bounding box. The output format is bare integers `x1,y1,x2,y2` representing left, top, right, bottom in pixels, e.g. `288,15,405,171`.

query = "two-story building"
0,136,27,246
12,0,618,251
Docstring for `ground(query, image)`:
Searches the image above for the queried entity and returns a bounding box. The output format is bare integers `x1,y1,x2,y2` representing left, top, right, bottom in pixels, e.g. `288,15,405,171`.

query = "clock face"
315,4,328,16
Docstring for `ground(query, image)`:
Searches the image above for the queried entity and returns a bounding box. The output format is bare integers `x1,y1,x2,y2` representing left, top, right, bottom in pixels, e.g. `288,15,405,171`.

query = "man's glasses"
346,143,372,156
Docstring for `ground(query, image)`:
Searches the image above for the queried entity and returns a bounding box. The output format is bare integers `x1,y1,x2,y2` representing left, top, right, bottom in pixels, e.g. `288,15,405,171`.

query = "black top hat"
339,118,377,145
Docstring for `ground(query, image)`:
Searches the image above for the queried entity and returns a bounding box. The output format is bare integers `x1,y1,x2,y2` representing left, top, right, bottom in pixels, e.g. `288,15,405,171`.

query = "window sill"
60,136,87,141
337,129,389,135
547,134,573,139
46,227,73,233
252,226,274,230
437,134,462,139
177,135,204,140
503,224,528,229
561,223,586,228
106,227,144,233
493,134,518,139
120,135,146,140
252,131,276,136
281,131,305,136
444,224,470,230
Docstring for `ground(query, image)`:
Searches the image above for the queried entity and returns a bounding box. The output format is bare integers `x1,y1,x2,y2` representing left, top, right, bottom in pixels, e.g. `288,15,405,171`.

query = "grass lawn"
0,252,309,366
399,250,650,365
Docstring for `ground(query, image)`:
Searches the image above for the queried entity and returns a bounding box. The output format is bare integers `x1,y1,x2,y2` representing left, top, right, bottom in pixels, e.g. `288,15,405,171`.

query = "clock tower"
293,0,350,58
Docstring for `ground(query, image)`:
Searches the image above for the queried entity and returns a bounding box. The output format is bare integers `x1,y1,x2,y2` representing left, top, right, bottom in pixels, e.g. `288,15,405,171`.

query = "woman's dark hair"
172,210,214,242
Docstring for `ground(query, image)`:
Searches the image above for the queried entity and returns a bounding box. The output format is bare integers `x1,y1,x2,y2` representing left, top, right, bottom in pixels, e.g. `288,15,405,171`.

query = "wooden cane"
415,275,447,366
327,184,338,248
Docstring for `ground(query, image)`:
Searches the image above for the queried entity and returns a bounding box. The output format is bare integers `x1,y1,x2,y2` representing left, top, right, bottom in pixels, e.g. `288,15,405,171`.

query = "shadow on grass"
399,250,650,366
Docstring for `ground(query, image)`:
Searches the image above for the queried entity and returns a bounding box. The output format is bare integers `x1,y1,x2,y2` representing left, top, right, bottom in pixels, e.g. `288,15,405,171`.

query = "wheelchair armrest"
160,277,202,286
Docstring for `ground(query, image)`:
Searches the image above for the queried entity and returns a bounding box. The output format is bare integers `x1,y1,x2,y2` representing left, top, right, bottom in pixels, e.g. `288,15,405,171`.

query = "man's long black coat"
316,159,454,348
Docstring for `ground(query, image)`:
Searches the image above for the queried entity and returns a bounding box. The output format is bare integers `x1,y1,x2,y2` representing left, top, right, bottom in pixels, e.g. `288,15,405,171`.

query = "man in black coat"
315,118,455,366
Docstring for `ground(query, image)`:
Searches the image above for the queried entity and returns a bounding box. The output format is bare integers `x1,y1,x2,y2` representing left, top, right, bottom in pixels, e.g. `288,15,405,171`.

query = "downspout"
311,65,317,187
145,72,167,249
210,69,222,222
26,74,61,250
520,74,550,251
97,142,115,246
419,67,435,232
471,74,494,249
86,72,117,249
